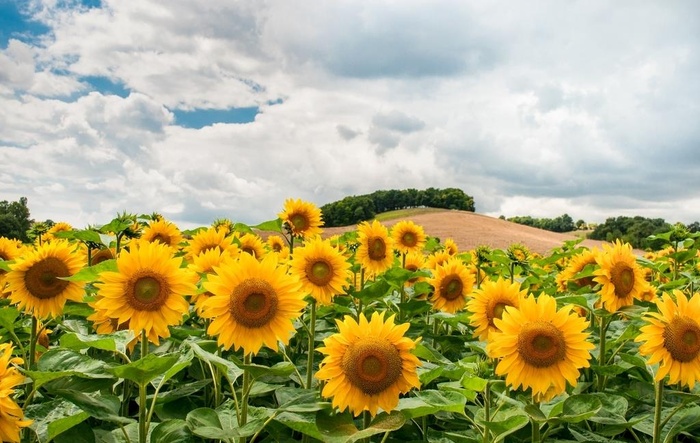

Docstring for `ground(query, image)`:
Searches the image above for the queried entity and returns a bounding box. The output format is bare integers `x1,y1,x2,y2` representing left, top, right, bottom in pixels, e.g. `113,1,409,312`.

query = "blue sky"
1,1,699,229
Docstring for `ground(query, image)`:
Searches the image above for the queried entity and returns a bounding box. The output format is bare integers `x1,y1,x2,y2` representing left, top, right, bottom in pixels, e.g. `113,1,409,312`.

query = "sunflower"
237,233,266,260
356,220,395,277
636,290,700,388
467,277,528,342
44,222,73,242
289,237,351,305
188,248,233,315
427,257,475,313
391,220,426,255
266,235,286,253
487,294,594,399
278,198,324,238
140,219,184,249
184,227,238,260
0,237,24,294
594,240,651,313
90,247,116,266
507,243,530,265
316,312,421,417
0,343,32,443
403,251,426,286
555,249,598,292
93,241,196,345
200,252,306,355
5,240,85,319
425,249,452,270
443,238,459,256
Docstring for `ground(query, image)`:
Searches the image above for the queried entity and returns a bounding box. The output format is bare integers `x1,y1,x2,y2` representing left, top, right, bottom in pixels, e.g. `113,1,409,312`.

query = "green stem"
531,417,541,443
482,381,491,443
138,330,148,443
597,316,608,391
240,353,252,443
422,415,428,441
28,317,37,370
306,299,317,389
652,381,663,443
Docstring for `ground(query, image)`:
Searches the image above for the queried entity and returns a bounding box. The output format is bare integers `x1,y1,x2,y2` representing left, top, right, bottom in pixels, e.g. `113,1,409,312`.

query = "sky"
1,0,699,230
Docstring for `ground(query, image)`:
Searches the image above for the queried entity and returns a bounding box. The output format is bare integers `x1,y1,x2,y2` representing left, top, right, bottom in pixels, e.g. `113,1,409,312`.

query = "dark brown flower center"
306,259,333,286
290,213,309,231
24,257,71,300
401,232,417,248
440,275,463,301
229,278,278,328
405,264,419,284
90,249,115,266
488,301,511,326
611,263,635,298
518,321,566,368
368,237,387,261
663,316,700,363
342,337,403,395
128,274,169,311
151,233,172,245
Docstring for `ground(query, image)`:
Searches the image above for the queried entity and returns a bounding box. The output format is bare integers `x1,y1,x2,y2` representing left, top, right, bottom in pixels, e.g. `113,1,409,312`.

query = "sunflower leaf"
251,218,282,232
60,259,118,282
109,353,180,386
150,419,194,443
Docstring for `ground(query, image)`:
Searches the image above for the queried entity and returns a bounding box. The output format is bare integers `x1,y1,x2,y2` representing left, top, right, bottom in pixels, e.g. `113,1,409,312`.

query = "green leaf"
315,410,406,443
481,407,529,442
0,305,19,336
559,394,602,423
53,421,96,443
156,379,212,404
352,278,393,303
52,390,134,425
26,398,90,443
60,332,117,352
186,339,244,384
413,343,452,364
27,349,112,389
61,259,118,282
251,218,282,232
395,390,467,419
150,419,194,443
55,229,103,245
186,408,239,441
0,260,12,272
110,353,180,386
152,349,194,388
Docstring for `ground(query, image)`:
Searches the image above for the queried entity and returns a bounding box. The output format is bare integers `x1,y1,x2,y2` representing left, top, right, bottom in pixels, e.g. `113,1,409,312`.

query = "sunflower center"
290,213,309,231
128,275,169,311
663,316,700,363
610,263,635,298
90,249,114,266
152,233,171,245
517,321,566,368
0,252,8,260
229,278,279,328
306,259,333,286
242,247,256,257
401,232,417,247
489,302,510,325
368,237,387,261
342,337,403,395
23,257,71,300
440,275,464,301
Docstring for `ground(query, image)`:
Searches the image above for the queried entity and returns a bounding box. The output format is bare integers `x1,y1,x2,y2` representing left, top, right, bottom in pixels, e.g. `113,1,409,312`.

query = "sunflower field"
1,199,700,443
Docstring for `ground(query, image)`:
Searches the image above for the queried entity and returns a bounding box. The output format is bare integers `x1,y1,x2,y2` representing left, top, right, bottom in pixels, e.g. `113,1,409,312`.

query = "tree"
0,197,32,242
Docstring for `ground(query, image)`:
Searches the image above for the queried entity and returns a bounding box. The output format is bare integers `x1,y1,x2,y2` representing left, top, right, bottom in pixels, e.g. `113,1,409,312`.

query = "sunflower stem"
530,403,541,443
240,353,252,443
28,316,37,370
482,380,491,443
652,381,664,443
306,299,317,389
597,316,608,392
138,330,148,443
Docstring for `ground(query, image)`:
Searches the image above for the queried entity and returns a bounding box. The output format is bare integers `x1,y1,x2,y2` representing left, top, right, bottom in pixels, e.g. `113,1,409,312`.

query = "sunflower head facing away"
356,220,395,277
278,198,324,238
44,222,73,242
316,312,421,417
594,240,651,313
140,219,184,249
487,294,594,399
6,240,85,319
0,343,33,443
391,220,427,255
290,237,351,305
237,233,266,260
636,290,700,388
94,241,196,344
427,257,475,313
466,277,528,342
200,252,307,355
555,249,598,292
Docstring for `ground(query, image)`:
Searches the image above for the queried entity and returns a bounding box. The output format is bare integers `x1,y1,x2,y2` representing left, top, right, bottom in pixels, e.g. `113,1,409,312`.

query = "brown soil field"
261,210,611,255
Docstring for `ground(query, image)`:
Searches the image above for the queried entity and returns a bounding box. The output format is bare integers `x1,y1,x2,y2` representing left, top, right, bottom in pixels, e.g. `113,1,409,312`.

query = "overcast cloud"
1,0,698,229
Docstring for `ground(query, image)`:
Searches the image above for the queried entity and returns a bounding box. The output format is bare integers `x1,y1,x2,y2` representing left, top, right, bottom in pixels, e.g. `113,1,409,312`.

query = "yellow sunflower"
289,237,352,305
466,277,528,342
636,290,700,388
44,222,73,242
593,240,651,313
278,198,324,238
487,294,594,399
237,233,266,260
188,248,233,315
266,235,287,253
200,252,306,355
507,243,530,265
356,220,395,277
427,257,475,313
443,238,459,256
5,240,85,319
140,219,184,249
0,237,25,295
403,251,426,286
94,241,196,344
0,343,32,443
555,249,598,292
391,220,427,255
315,312,421,417
184,227,238,260
425,249,452,270
90,247,116,266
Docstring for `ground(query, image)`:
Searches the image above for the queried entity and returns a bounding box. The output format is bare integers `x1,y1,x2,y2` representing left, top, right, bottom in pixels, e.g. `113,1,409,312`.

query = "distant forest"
320,187,474,227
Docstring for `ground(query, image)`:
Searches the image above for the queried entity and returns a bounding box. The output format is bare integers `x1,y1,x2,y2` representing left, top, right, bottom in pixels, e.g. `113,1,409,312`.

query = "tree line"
504,214,577,233
320,187,475,227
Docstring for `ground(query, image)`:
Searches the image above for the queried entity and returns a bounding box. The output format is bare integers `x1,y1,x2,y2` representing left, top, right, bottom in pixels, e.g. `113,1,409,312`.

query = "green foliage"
588,216,672,250
507,213,575,233
0,196,32,242
321,187,475,227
